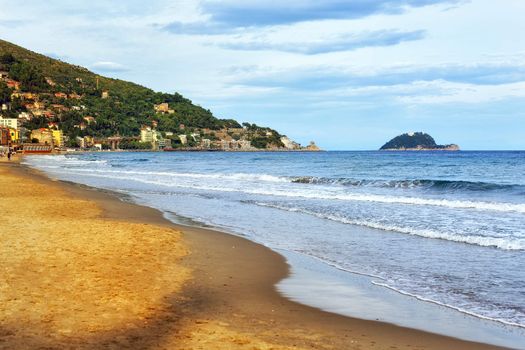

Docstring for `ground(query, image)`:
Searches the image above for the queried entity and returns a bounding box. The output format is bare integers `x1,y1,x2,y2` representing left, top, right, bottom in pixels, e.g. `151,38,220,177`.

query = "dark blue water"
25,151,525,334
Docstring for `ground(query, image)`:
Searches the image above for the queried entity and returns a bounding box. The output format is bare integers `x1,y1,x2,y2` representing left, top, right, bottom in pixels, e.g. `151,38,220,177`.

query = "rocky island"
380,132,459,151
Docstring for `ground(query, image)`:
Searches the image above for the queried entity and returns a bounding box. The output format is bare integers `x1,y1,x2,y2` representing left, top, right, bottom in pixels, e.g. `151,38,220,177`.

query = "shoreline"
2,158,510,349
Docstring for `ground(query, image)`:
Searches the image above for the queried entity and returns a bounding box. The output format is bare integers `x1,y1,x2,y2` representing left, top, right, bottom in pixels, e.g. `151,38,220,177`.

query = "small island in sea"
380,132,460,151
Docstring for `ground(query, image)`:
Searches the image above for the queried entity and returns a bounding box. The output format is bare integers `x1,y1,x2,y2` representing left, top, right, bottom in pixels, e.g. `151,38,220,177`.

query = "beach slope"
0,160,506,349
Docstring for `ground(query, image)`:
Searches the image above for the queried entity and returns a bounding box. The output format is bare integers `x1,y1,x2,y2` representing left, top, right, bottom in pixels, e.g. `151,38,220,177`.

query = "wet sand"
0,158,508,349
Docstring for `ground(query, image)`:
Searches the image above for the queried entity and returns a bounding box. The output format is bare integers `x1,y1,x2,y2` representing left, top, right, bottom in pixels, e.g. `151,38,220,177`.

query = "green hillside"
0,39,284,148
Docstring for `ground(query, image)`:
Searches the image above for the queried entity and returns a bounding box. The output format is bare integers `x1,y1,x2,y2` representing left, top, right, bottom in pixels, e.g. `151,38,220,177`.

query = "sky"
1,0,524,150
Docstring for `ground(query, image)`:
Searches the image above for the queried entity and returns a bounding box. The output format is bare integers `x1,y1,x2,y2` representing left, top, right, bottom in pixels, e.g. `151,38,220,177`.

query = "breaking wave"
252,202,525,250
291,177,521,193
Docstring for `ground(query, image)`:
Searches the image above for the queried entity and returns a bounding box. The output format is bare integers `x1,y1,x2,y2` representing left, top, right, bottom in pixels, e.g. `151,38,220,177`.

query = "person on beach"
7,149,11,161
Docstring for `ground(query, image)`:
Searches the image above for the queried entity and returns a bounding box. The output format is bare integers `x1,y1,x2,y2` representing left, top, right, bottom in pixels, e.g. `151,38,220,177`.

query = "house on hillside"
154,103,175,114
83,116,96,124
45,77,56,86
6,80,20,90
18,92,38,100
73,122,87,131
18,112,32,121
51,104,69,112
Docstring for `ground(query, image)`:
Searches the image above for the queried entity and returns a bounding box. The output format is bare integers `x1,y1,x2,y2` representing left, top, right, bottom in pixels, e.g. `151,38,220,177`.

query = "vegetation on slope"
380,132,458,150
0,39,284,148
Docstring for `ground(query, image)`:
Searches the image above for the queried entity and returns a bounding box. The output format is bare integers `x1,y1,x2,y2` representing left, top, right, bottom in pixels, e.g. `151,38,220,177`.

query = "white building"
0,116,18,130
140,127,154,143
18,112,32,121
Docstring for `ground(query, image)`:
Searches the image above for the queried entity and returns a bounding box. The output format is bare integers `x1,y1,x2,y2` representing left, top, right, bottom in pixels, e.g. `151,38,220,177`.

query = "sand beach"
0,157,508,349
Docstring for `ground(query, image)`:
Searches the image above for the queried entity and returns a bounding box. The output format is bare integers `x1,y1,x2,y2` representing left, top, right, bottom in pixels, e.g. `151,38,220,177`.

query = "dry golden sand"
0,162,311,349
0,159,507,349
0,163,191,347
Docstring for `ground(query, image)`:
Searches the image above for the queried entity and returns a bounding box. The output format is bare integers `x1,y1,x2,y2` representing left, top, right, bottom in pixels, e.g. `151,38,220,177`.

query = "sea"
24,151,525,348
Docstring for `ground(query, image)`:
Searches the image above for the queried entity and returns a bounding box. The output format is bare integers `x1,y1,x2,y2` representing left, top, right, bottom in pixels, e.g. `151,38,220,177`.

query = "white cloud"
397,80,525,104
91,61,129,72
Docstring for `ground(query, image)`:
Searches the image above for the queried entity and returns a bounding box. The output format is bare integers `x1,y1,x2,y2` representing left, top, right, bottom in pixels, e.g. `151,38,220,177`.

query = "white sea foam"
28,165,290,183
24,155,108,166
372,281,525,329
25,162,525,215
253,202,525,250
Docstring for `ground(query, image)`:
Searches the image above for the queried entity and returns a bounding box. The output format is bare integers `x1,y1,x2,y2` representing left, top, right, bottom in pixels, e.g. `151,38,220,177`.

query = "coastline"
0,158,510,349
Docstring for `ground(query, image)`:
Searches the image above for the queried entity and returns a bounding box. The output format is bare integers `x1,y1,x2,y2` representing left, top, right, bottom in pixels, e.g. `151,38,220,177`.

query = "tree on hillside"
0,81,11,104
0,53,15,69
8,61,47,91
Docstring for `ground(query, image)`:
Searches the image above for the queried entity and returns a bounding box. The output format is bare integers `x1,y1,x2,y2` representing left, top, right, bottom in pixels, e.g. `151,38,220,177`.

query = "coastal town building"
45,77,56,86
6,80,20,90
51,104,69,112
0,127,11,146
83,116,96,124
217,139,254,151
154,103,174,114
11,92,37,100
51,130,64,147
0,116,18,130
140,126,170,149
30,128,54,146
76,136,94,149
22,143,53,154
140,126,154,143
77,122,87,130
157,137,171,150
7,128,19,142
18,112,32,121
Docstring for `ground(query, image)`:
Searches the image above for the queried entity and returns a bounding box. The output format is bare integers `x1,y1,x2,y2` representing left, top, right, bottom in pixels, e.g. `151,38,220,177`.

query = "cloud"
91,61,129,73
163,0,461,34
202,0,460,27
396,80,525,104
162,21,236,35
231,63,525,91
218,29,425,54
0,19,25,28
